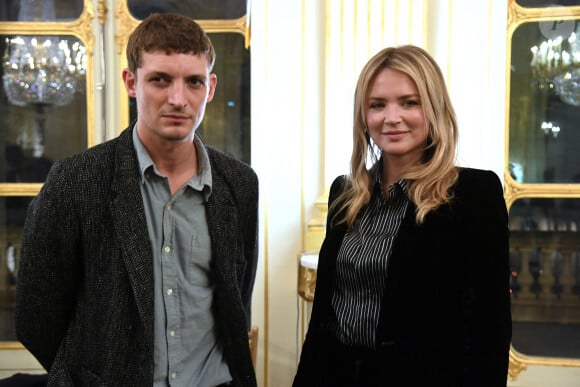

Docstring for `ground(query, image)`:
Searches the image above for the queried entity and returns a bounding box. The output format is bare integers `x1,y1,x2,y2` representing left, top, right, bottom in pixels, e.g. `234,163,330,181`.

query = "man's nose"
168,81,187,107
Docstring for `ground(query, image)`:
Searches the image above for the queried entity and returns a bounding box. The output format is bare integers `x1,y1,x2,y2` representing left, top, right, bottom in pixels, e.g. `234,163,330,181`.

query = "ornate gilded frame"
505,0,580,379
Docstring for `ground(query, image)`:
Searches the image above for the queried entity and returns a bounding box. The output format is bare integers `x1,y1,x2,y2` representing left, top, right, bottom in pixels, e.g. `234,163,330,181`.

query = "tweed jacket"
15,127,259,386
294,168,512,387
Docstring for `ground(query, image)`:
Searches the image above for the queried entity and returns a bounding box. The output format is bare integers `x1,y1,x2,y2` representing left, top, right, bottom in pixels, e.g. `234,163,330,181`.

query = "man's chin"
159,129,196,143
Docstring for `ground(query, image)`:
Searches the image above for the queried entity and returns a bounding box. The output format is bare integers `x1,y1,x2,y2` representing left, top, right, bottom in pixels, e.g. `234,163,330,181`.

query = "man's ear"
122,68,137,98
207,73,217,102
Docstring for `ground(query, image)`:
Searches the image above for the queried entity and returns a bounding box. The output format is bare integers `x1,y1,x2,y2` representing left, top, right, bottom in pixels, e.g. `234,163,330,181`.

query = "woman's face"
365,67,428,167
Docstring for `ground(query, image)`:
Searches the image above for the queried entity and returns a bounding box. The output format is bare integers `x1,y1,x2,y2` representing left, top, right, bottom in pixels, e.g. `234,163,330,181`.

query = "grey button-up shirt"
133,128,231,386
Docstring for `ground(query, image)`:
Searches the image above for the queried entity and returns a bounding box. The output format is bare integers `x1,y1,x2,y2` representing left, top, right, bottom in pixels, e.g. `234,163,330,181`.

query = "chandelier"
1,0,87,157
2,35,86,107
530,22,580,106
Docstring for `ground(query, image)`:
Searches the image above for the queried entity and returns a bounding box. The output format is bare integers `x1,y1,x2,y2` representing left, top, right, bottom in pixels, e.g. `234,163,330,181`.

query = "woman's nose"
384,104,401,124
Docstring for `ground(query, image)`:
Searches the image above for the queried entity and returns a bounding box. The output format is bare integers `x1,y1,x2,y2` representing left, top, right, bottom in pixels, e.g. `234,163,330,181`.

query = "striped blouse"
330,177,409,349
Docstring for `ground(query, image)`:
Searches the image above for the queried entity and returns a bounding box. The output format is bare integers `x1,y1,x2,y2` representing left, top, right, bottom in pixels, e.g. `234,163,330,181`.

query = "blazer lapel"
206,170,239,292
110,129,154,335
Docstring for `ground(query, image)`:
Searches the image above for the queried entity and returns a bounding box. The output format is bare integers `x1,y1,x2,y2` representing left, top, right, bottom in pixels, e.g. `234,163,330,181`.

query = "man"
15,13,259,386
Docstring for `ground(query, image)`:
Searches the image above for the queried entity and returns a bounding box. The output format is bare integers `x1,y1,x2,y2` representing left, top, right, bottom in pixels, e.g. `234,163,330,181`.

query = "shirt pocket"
188,235,211,288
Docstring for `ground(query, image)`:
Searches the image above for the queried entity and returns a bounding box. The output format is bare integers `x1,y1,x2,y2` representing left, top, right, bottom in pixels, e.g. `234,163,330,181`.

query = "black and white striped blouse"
330,178,409,349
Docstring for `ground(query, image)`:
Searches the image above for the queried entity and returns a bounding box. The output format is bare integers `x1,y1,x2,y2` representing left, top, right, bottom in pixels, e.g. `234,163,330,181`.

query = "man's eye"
189,79,204,87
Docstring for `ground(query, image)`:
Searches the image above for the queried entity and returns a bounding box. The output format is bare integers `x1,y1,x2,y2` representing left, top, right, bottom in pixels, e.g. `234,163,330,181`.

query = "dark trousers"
316,329,397,387
0,373,48,387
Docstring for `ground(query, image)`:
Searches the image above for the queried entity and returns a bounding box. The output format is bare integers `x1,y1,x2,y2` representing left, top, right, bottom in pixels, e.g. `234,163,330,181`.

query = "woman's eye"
369,102,384,109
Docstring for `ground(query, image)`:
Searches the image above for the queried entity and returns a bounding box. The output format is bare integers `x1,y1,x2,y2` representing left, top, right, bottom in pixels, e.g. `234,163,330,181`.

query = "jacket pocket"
46,365,74,387
236,257,247,287
78,366,106,387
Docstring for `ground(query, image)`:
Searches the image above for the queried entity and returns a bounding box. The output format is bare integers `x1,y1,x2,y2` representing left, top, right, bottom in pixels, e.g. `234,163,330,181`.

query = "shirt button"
170,330,175,337
167,289,173,295
171,372,176,379
164,246,171,253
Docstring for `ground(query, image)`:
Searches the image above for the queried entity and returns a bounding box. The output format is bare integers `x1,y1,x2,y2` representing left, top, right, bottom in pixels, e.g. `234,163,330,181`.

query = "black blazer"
294,168,511,387
15,127,259,386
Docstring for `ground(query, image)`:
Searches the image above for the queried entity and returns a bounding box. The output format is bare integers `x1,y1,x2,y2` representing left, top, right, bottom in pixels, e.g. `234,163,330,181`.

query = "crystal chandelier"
1,0,87,157
2,35,86,107
530,22,580,106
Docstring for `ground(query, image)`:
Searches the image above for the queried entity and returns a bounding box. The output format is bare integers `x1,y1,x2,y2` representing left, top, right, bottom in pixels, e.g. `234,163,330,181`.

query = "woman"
293,45,511,387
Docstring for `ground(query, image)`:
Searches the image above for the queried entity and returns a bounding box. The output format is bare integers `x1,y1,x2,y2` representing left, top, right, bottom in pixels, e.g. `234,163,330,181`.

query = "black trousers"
0,373,48,387
316,329,397,387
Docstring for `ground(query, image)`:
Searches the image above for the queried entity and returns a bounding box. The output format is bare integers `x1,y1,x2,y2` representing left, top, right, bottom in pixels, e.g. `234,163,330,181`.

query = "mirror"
509,198,580,358
127,0,247,20
508,19,580,184
0,0,84,22
516,0,580,7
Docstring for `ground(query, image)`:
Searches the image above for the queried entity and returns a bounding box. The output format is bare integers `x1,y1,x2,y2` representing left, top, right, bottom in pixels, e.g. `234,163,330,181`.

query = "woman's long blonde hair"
332,45,459,227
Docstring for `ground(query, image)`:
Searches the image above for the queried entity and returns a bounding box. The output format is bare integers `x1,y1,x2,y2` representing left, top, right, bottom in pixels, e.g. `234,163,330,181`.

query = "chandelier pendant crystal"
530,22,580,106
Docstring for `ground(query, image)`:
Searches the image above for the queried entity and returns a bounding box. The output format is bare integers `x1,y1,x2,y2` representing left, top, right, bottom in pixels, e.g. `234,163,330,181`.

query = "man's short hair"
126,13,216,73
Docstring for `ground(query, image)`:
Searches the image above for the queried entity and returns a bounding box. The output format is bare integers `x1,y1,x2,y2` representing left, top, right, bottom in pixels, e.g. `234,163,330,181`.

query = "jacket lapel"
110,129,154,335
205,163,239,293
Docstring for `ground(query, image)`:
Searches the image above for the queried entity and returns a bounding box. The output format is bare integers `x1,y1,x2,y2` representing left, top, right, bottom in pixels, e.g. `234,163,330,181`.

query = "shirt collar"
370,160,408,195
132,125,213,200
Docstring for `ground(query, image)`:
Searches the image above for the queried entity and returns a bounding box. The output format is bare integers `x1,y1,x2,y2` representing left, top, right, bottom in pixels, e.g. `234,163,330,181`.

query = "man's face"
123,50,217,144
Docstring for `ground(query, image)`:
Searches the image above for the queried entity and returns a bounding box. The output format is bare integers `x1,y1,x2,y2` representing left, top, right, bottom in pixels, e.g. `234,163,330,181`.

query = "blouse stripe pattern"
330,180,409,349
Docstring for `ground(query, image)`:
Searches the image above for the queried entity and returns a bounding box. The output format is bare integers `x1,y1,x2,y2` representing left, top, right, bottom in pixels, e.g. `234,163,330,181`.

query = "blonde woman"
294,45,511,386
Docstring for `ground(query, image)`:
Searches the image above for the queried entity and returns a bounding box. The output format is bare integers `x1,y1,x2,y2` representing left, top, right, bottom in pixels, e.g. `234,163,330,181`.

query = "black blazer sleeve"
15,160,82,371
456,169,512,386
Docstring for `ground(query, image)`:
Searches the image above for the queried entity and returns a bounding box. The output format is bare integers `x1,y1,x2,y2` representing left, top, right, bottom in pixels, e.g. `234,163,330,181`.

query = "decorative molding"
509,345,580,381
298,265,316,302
0,184,43,197
114,1,138,56
504,174,580,210
507,1,527,27
507,0,580,35
508,348,528,380
97,0,108,25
